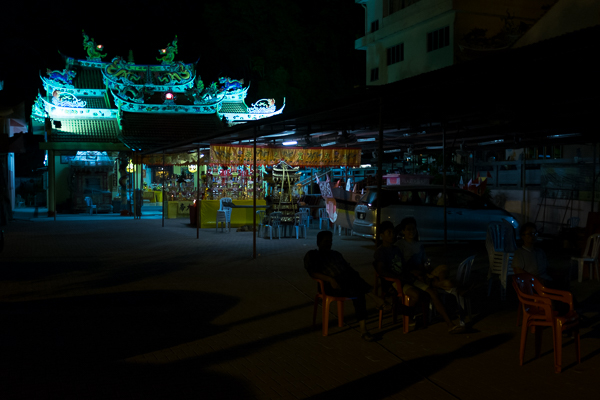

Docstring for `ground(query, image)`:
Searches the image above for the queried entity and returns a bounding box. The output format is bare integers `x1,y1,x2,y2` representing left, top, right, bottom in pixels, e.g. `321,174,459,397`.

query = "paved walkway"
1,211,599,399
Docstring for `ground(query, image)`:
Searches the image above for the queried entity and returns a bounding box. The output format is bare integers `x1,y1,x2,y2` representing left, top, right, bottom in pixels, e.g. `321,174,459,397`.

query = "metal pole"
442,125,447,247
376,98,383,245
132,153,136,219
253,126,257,259
196,147,200,239
522,148,527,222
162,150,165,227
593,143,597,213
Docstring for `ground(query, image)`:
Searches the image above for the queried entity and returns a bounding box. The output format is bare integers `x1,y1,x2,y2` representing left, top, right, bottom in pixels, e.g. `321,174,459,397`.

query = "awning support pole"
162,150,165,227
253,126,257,259
376,97,383,245
197,147,200,239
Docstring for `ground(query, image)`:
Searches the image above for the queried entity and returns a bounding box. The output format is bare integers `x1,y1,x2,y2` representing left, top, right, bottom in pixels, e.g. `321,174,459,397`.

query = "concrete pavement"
1,212,599,399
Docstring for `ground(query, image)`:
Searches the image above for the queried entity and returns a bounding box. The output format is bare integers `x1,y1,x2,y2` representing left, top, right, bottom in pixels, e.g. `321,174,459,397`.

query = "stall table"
194,199,267,228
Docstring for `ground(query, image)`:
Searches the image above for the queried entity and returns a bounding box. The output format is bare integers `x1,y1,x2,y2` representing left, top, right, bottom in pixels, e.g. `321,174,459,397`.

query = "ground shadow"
306,333,513,399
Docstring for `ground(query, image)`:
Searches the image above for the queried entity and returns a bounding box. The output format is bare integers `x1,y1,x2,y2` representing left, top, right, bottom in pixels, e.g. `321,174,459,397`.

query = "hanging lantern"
188,164,198,173
126,160,134,173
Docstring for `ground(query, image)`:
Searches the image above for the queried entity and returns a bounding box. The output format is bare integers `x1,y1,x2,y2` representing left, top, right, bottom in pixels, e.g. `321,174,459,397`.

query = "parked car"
352,185,518,241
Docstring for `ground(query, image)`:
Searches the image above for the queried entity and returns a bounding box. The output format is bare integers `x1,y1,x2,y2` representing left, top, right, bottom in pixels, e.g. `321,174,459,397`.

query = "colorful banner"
209,145,361,167
133,151,210,166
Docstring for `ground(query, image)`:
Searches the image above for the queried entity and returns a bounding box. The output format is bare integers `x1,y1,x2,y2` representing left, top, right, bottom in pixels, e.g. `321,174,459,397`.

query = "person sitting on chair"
512,222,552,284
304,230,374,341
375,220,464,334
394,217,456,293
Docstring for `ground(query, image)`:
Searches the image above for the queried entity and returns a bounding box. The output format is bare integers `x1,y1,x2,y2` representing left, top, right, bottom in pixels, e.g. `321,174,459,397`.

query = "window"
371,20,379,33
370,67,379,82
451,191,483,209
384,0,422,17
387,43,404,65
427,26,450,52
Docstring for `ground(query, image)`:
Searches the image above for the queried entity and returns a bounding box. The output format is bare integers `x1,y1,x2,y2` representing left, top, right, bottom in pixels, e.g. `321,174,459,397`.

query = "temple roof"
48,119,121,143
73,67,105,90
220,102,248,113
119,112,225,150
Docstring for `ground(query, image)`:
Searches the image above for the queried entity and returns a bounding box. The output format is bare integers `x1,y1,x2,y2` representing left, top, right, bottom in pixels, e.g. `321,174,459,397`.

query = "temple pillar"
47,149,56,217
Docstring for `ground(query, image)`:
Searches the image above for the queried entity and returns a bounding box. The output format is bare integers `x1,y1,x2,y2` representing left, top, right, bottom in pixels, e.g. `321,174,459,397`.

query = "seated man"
374,221,464,334
304,230,374,341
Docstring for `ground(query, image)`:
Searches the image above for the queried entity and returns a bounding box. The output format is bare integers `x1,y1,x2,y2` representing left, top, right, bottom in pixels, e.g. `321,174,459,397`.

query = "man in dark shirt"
304,230,374,341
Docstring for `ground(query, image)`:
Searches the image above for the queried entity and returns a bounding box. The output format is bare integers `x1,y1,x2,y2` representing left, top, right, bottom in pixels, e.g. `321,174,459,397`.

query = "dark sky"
0,0,365,112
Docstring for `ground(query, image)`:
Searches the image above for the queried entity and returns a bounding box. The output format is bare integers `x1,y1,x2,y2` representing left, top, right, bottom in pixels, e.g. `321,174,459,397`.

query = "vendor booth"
133,144,362,228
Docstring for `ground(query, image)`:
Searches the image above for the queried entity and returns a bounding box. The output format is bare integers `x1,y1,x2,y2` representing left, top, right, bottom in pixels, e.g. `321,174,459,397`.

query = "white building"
355,0,558,85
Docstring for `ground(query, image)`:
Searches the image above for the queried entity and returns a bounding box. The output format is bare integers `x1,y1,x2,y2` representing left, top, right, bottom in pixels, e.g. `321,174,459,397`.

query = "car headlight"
502,217,519,230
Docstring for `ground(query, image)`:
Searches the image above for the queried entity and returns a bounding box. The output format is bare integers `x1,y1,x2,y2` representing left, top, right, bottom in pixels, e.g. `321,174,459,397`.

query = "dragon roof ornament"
103,57,196,92
109,89,224,114
157,36,178,65
32,93,117,121
82,30,107,61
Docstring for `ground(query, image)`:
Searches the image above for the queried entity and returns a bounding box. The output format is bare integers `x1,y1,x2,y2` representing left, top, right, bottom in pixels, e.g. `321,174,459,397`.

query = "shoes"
448,325,466,334
361,332,375,342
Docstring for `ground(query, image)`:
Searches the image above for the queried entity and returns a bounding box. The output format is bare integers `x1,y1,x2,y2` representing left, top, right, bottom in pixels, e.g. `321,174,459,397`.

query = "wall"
491,187,594,235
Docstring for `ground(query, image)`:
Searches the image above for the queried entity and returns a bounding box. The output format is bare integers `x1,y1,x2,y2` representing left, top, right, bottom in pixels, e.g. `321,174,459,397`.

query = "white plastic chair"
294,212,309,239
84,197,97,215
318,208,330,230
264,212,283,239
216,207,231,232
571,233,600,282
486,221,517,300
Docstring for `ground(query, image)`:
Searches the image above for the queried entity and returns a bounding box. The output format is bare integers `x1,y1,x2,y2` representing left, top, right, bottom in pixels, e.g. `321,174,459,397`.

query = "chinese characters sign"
209,145,361,167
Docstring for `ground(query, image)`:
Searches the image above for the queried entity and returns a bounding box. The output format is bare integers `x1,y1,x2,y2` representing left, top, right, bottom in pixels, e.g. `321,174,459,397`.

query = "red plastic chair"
312,278,356,336
376,273,428,334
512,273,580,373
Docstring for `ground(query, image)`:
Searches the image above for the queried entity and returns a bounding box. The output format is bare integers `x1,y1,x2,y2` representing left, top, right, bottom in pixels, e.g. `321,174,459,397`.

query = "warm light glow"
165,92,174,100
126,160,134,173
188,164,198,173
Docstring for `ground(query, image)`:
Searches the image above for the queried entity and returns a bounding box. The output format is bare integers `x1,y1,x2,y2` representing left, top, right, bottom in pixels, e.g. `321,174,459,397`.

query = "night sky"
0,0,365,113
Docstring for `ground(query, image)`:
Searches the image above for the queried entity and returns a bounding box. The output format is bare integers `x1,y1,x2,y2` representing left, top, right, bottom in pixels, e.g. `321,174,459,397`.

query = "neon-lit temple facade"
30,32,284,215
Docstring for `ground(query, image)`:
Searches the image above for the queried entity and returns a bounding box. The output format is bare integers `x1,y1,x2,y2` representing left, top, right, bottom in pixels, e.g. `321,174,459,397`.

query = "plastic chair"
216,207,231,232
299,207,313,228
486,221,517,300
455,255,476,325
512,273,580,373
571,233,600,282
318,208,330,230
219,197,232,210
15,195,26,208
84,197,97,215
264,212,282,239
256,210,266,237
376,273,429,334
312,278,356,336
294,212,309,239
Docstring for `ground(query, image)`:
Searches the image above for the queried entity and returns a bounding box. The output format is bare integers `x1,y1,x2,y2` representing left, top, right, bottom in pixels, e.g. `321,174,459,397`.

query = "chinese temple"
30,31,285,215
